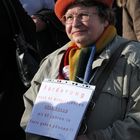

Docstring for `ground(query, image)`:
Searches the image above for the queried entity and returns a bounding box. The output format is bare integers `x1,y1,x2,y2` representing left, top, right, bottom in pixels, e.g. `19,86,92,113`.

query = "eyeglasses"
61,12,98,24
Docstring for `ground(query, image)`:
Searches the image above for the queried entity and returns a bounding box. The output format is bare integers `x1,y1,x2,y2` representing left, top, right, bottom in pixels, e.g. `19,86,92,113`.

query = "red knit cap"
55,0,113,20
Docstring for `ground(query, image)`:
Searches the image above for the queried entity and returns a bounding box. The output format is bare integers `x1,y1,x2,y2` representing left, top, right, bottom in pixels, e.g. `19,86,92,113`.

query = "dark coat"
0,0,37,139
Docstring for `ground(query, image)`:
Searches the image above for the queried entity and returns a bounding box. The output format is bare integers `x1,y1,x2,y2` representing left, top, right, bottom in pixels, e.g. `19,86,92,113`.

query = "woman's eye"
66,15,73,20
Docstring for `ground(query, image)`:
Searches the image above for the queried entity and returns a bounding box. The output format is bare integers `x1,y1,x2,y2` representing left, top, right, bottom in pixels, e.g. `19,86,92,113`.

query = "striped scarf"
58,25,117,83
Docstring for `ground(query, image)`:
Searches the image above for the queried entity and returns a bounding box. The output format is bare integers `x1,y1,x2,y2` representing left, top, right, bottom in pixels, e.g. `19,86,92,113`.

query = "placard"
26,79,95,140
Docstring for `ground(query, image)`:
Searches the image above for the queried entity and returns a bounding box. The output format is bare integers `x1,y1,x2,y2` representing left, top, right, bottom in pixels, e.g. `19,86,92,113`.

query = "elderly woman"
20,0,140,140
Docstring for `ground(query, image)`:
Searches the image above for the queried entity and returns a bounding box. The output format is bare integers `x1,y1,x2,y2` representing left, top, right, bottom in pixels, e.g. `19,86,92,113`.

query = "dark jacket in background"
0,0,37,139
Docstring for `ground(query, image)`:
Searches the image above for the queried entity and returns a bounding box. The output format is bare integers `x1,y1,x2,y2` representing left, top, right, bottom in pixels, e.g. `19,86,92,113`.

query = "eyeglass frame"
61,12,98,25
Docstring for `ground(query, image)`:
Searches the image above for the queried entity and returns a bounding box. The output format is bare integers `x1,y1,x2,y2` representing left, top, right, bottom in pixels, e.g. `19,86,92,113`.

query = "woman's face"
64,4,109,47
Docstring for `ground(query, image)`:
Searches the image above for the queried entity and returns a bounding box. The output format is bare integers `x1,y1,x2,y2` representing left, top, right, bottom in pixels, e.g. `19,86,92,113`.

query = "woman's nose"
72,17,82,27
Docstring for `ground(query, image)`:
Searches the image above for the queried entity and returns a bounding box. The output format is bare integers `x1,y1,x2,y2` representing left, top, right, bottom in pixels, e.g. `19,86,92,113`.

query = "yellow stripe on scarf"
96,25,117,52
69,47,80,80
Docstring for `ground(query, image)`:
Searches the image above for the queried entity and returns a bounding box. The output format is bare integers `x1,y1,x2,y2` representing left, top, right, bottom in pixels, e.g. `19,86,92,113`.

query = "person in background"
117,0,140,41
20,0,69,59
19,0,55,16
32,8,70,59
19,0,55,33
0,0,38,139
21,0,140,140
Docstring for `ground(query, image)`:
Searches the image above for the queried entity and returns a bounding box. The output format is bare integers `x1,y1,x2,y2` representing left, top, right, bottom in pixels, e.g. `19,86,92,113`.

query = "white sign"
26,79,95,140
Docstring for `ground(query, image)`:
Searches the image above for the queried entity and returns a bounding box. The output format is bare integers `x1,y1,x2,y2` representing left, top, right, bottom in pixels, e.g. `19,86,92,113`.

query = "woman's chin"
73,38,89,47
